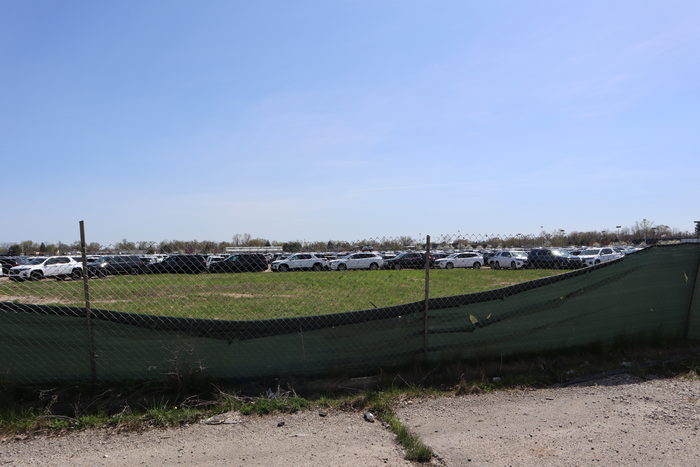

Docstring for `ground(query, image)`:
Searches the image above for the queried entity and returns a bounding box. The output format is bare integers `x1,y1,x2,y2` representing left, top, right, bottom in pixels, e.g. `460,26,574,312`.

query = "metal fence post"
79,220,97,381
423,234,431,356
684,256,700,339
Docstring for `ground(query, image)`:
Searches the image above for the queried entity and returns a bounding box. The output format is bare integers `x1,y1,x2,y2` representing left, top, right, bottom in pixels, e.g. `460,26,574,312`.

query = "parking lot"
0,245,638,281
0,244,643,321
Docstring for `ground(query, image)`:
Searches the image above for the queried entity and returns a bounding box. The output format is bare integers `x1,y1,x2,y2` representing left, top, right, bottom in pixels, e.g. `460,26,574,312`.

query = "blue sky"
1,1,698,244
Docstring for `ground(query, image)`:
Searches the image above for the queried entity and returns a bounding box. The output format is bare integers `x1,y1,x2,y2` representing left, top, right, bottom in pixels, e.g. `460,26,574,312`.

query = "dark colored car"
527,248,583,269
383,252,435,270
208,254,268,273
145,255,207,274
87,255,147,276
482,251,498,266
0,257,18,275
85,257,109,278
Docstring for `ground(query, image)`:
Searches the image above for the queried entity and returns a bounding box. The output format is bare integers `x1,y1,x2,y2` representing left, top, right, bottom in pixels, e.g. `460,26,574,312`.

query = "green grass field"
0,269,561,320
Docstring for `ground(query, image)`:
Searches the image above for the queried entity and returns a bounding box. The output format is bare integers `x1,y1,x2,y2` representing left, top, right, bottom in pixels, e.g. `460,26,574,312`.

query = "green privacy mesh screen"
1,244,698,384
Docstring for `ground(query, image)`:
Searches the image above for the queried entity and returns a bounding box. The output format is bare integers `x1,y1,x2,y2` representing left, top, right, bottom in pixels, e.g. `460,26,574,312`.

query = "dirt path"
2,374,698,466
398,374,700,466
0,410,411,466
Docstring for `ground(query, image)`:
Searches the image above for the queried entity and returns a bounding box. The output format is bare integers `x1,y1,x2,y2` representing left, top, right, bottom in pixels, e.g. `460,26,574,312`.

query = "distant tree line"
1,222,696,256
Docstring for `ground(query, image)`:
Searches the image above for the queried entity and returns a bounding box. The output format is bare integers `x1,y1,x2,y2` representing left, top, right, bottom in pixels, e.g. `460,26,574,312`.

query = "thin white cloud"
343,183,451,199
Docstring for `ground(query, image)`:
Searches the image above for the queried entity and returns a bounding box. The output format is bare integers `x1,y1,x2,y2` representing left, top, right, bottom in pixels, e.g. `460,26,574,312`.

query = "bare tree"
231,234,242,246
116,238,136,252
86,242,103,254
136,241,156,252
19,240,38,255
199,240,218,253
158,241,173,253
633,219,655,241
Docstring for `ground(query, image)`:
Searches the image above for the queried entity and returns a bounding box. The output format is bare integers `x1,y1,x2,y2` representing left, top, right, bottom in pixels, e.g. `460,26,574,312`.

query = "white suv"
435,252,483,269
271,253,328,272
578,247,623,267
328,252,383,270
490,250,529,269
8,256,84,281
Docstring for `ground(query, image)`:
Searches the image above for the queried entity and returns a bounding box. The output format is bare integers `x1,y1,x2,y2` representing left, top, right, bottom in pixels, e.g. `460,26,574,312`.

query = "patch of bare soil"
0,410,410,466
492,281,519,287
0,296,128,305
397,374,700,466
198,292,297,299
0,296,76,306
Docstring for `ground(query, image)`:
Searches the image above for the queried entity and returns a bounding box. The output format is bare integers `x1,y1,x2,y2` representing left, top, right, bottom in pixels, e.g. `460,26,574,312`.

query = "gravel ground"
0,409,410,466
2,374,698,466
397,374,700,466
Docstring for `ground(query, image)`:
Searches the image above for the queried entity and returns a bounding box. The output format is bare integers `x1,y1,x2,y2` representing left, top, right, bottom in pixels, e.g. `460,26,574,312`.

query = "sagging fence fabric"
1,244,699,384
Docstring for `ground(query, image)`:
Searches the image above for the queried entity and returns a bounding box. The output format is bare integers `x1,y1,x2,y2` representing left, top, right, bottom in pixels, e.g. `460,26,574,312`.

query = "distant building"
224,246,284,254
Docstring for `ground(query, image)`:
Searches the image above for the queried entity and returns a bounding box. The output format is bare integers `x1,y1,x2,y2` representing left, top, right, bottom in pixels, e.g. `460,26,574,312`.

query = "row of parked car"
0,246,638,281
0,253,270,281
269,246,633,272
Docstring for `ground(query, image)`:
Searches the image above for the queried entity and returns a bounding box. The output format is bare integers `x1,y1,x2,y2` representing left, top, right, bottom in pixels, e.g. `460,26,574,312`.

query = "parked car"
145,255,207,274
0,257,19,275
321,253,342,262
578,247,624,267
435,252,483,269
208,254,268,273
91,255,147,275
8,256,83,281
328,252,384,270
271,253,327,272
269,253,286,262
383,252,434,270
84,257,108,278
526,248,583,269
205,255,227,268
489,250,529,269
482,250,499,266
140,254,167,264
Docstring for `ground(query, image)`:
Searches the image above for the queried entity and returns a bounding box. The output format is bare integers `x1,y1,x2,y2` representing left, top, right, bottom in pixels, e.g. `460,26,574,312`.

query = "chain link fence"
1,224,699,384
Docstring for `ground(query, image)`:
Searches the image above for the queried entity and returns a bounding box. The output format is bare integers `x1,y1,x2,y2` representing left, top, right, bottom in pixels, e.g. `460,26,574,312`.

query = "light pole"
616,225,622,242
